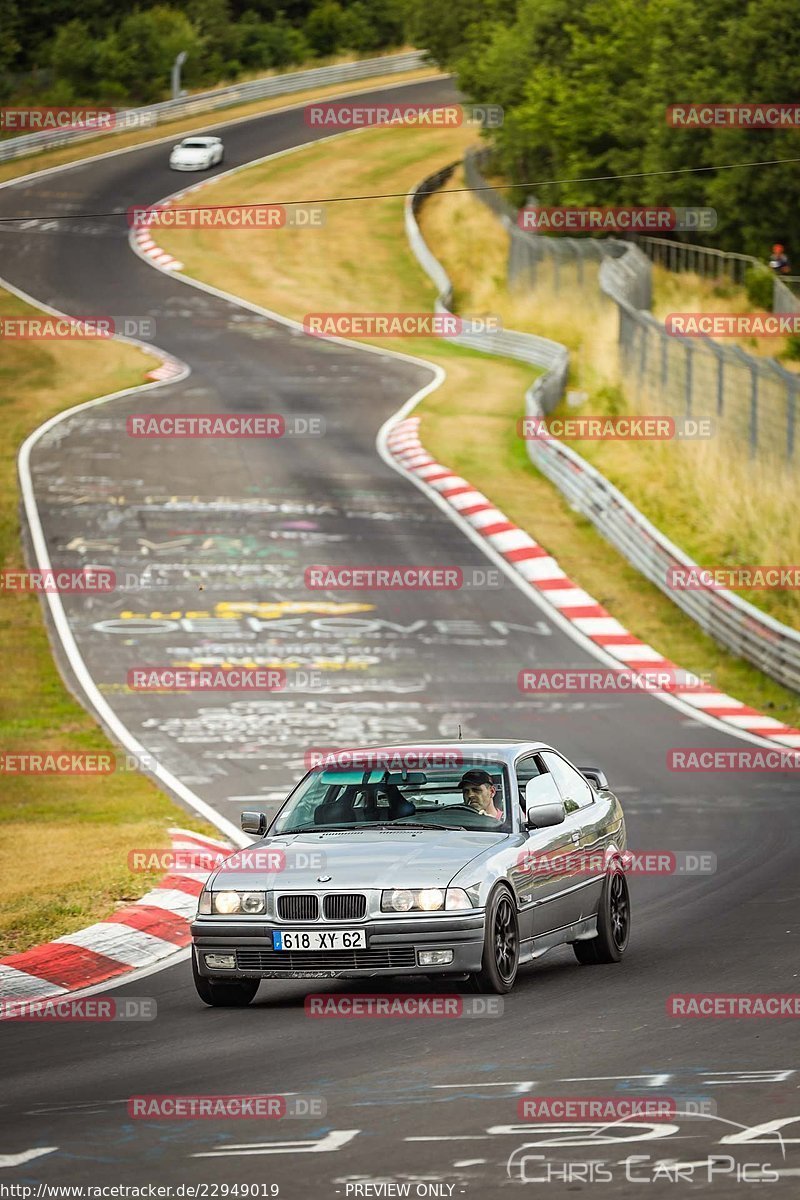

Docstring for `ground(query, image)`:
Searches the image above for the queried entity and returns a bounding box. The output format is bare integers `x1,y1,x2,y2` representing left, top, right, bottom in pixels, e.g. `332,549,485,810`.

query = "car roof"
181,136,216,144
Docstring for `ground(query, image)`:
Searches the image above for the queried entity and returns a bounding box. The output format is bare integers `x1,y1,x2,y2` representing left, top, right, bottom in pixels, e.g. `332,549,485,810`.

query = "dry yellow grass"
651,266,800,366
421,170,798,628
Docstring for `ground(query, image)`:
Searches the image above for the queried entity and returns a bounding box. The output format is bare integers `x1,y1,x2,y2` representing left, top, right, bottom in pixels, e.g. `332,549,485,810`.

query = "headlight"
210,891,267,915
382,887,470,913
383,888,415,912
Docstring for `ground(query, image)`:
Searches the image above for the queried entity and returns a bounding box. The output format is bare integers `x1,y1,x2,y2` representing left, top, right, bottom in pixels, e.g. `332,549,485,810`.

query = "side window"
540,752,594,813
515,755,542,810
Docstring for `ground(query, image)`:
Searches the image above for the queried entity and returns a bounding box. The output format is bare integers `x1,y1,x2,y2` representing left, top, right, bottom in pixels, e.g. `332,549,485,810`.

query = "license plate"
273,929,366,951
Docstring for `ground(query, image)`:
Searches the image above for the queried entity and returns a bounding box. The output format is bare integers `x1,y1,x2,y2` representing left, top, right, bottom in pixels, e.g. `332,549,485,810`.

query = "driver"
458,769,503,820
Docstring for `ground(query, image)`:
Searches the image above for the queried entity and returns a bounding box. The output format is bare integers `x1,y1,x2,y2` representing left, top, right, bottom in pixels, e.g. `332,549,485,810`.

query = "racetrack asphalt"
0,76,798,1194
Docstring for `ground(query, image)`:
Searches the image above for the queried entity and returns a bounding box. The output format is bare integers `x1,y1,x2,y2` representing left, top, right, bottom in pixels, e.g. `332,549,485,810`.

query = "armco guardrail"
406,165,568,416
407,159,800,693
0,51,428,163
464,148,800,465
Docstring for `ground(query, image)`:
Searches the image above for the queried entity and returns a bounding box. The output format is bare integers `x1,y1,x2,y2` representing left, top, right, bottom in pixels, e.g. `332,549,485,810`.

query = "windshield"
180,140,210,148
272,759,513,834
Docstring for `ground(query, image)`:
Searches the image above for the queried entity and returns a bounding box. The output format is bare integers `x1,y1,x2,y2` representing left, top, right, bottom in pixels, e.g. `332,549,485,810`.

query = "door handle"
570,831,581,844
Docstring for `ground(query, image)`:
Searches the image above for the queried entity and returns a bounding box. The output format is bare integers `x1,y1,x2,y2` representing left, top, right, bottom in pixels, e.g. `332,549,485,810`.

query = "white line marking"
0,1148,58,1168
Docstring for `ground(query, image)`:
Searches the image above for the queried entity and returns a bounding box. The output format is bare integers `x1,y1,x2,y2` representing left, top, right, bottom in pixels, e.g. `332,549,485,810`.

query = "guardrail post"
715,346,724,414
749,364,759,456
661,331,668,386
685,342,693,416
789,381,797,461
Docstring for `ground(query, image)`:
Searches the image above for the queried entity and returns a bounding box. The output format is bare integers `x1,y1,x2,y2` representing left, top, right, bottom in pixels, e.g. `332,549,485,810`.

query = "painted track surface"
0,78,798,1193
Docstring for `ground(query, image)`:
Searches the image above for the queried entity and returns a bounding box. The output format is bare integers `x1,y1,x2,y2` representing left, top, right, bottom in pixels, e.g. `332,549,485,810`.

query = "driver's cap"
458,768,494,788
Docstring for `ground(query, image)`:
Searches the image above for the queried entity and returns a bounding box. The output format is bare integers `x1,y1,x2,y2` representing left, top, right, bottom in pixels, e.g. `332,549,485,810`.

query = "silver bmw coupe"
191,740,630,1005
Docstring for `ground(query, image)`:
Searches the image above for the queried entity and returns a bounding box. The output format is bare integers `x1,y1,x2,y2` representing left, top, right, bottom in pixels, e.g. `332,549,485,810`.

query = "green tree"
304,1,347,56
49,19,102,97
187,0,243,79
101,7,201,103
408,0,510,66
704,0,800,256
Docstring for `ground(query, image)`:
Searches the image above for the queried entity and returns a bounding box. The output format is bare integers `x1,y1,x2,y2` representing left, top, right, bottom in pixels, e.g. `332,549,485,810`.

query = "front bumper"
169,161,208,170
191,913,486,979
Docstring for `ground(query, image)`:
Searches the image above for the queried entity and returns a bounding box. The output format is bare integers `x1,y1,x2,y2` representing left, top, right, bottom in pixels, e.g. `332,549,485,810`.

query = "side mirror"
525,775,566,828
578,765,609,791
240,810,267,835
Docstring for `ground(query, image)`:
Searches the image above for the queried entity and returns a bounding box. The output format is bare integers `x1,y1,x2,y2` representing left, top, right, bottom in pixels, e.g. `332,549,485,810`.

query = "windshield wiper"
284,820,464,833
392,821,465,831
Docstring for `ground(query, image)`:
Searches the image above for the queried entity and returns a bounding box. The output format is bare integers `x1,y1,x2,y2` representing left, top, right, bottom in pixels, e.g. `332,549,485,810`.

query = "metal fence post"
789,381,797,461
685,342,693,416
661,332,669,387
749,364,759,456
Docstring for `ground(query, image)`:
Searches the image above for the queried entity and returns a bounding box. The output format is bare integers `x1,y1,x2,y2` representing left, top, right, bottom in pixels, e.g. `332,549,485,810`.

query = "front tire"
192,951,259,1007
573,869,630,965
471,887,519,994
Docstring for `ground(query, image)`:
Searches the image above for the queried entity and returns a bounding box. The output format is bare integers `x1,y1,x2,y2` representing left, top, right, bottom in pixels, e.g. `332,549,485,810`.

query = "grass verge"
0,293,219,956
156,127,799,730
421,169,798,631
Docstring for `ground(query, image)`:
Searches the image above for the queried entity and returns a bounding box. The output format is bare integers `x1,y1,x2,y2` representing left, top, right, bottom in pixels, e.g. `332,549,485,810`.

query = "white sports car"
169,136,224,171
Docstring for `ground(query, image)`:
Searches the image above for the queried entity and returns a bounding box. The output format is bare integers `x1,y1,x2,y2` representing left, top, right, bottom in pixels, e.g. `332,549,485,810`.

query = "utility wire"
0,155,798,223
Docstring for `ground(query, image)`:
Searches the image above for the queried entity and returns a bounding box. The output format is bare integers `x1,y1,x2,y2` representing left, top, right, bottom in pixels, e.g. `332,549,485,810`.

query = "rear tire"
573,869,630,965
470,887,519,994
192,951,259,1007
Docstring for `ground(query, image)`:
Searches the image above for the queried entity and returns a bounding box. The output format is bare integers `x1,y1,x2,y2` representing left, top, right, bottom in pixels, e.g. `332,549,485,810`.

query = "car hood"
171,149,209,159
211,829,507,890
